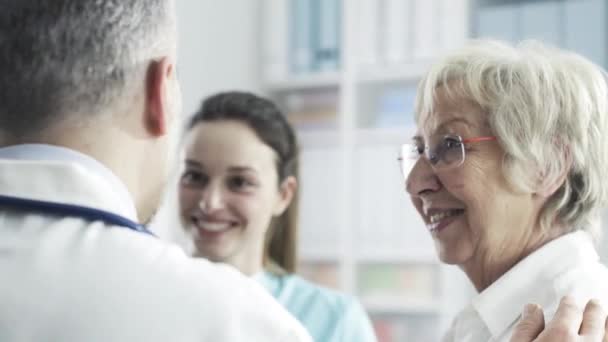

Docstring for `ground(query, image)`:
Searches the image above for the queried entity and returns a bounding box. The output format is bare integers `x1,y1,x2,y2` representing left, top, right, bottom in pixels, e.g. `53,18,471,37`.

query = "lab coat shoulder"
98,227,313,342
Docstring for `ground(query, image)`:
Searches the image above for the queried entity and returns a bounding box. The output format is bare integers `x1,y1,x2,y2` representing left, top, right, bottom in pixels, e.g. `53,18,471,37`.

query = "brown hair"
188,91,299,273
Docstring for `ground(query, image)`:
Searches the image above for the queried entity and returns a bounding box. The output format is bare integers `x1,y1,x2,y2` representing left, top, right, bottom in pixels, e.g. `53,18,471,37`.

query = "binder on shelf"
381,0,412,65
313,0,341,71
374,85,417,128
282,90,338,130
520,0,561,46
564,0,606,67
262,0,289,83
372,317,439,342
298,262,340,289
438,0,470,54
298,147,342,252
412,0,439,60
475,3,520,43
357,0,380,66
290,0,316,74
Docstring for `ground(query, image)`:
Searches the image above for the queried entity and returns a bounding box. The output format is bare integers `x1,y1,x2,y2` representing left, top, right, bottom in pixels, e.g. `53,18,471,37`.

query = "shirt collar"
472,231,598,337
0,144,138,221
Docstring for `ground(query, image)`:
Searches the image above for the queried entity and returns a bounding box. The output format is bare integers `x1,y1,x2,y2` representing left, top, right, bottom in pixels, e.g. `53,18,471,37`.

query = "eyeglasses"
398,135,496,179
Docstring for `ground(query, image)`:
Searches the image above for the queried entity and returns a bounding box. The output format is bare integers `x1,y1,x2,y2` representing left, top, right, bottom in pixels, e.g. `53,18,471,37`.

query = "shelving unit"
260,1,471,340
263,71,340,91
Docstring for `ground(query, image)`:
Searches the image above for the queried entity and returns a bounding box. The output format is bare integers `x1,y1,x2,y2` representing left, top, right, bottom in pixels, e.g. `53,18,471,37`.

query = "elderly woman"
404,39,608,341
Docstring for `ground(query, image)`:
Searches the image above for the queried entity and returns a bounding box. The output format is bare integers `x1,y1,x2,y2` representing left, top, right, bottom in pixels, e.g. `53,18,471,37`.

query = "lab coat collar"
0,144,139,222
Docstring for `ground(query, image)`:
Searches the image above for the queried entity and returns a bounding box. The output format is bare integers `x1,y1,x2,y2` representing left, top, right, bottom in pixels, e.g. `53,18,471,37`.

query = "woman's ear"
273,176,297,216
535,146,572,198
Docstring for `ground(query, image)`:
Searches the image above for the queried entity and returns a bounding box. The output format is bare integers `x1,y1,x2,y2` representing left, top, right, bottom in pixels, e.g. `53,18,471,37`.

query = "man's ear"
144,56,176,137
535,147,572,198
273,176,298,216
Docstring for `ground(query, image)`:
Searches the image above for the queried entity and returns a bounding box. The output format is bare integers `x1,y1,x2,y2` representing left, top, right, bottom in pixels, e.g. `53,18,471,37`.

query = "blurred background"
151,0,608,341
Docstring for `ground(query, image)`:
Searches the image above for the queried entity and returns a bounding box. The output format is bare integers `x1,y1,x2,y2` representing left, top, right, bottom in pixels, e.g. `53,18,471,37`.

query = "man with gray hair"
0,1,311,341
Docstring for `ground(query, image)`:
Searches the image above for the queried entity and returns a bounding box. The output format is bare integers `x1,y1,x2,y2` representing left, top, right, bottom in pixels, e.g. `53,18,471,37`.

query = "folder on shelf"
314,0,341,71
520,0,561,46
298,147,342,253
412,0,439,60
563,0,606,67
438,0,470,53
374,86,417,127
290,0,316,73
381,0,412,65
262,0,289,83
357,0,380,66
475,3,520,43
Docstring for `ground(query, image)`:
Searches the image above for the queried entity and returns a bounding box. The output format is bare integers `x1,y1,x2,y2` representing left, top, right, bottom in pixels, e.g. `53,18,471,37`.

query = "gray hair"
415,40,608,238
0,0,177,136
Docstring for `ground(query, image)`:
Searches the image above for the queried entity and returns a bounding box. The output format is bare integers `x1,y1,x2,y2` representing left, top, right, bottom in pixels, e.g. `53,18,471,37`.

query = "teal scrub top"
255,271,378,342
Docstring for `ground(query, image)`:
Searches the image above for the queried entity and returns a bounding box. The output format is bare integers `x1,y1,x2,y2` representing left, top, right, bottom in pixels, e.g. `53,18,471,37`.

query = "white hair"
415,39,608,238
0,0,177,136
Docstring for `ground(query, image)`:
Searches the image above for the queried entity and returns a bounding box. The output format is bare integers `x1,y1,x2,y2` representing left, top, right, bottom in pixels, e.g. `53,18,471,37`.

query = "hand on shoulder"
511,297,608,342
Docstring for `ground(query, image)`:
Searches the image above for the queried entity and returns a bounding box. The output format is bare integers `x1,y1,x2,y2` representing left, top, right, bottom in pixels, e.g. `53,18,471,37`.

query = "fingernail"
561,295,575,305
523,304,538,319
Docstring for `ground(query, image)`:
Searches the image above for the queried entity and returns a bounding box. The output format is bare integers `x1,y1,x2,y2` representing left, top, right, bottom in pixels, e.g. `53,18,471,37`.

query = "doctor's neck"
0,106,168,224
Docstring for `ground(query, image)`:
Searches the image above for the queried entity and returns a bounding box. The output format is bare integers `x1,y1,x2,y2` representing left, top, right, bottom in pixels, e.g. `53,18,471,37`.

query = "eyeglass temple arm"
462,136,496,143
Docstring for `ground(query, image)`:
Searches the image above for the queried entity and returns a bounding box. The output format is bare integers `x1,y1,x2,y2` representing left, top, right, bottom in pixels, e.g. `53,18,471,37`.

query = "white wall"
150,0,262,240
176,0,263,116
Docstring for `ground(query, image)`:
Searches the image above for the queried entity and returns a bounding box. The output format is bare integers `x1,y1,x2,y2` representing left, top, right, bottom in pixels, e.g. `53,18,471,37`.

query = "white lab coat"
0,145,312,342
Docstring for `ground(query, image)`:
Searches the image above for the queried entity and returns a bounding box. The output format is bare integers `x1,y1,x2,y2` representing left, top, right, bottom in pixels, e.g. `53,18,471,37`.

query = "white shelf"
296,129,341,148
263,71,341,91
357,250,439,264
263,63,431,90
362,298,441,315
299,248,341,262
357,61,434,83
354,127,416,146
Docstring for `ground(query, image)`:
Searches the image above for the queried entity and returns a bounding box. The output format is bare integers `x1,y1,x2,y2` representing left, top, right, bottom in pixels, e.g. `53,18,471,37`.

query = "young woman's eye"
228,176,256,191
181,170,207,186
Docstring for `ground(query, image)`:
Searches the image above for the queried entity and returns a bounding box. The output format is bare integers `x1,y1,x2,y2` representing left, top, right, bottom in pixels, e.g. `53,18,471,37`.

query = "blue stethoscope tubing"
0,194,155,236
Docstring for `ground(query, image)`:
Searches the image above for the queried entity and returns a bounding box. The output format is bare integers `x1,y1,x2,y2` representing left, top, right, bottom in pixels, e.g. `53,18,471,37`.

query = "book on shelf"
357,0,381,67
287,0,341,75
357,264,438,305
381,0,412,65
475,0,606,66
262,0,289,83
314,0,341,71
520,0,561,47
297,146,342,251
438,0,469,54
372,316,439,342
281,90,338,130
290,0,316,74
297,262,340,289
412,0,439,60
475,3,519,43
373,85,417,128
563,0,605,67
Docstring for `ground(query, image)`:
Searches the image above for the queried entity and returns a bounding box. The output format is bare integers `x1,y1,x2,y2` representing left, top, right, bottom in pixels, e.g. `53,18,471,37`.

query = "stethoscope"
0,194,155,236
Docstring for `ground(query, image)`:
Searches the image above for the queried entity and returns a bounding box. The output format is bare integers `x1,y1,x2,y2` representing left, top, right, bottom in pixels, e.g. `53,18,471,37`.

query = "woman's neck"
461,229,561,292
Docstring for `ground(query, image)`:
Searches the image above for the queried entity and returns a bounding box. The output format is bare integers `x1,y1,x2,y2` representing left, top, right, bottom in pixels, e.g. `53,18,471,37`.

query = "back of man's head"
0,0,177,139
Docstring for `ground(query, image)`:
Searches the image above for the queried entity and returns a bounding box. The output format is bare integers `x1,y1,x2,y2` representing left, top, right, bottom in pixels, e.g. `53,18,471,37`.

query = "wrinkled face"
178,120,289,266
406,88,538,266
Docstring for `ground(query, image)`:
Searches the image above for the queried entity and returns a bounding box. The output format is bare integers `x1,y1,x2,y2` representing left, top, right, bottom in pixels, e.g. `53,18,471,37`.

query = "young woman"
178,91,377,342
